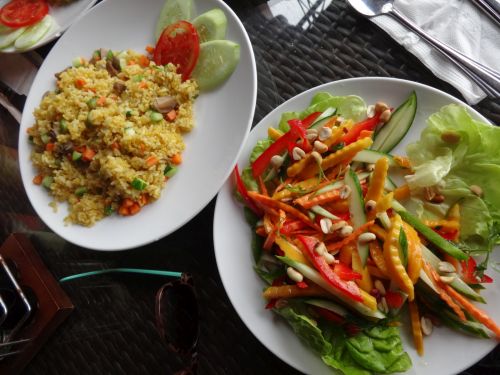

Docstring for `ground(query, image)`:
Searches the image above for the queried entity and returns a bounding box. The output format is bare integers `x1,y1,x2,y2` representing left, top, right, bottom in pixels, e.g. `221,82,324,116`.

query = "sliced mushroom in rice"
152,96,178,113
113,81,127,96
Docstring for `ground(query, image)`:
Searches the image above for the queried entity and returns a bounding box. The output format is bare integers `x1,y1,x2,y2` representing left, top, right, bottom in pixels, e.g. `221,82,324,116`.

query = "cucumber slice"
277,256,385,319
372,91,417,152
191,40,240,91
309,107,336,129
344,169,369,265
352,149,397,167
14,15,53,50
0,26,26,49
304,299,348,317
391,200,468,260
154,0,195,41
192,8,227,43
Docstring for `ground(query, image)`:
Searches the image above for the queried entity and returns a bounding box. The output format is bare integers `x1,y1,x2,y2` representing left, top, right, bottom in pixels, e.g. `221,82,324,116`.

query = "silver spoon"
347,0,500,98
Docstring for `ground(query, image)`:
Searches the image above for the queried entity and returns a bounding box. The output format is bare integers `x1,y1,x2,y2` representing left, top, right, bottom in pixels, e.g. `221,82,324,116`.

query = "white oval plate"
0,0,98,53
214,77,500,375
19,0,256,250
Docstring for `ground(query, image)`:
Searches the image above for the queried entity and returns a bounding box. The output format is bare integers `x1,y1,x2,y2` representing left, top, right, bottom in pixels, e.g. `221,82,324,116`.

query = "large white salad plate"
0,0,98,53
18,0,257,250
213,77,500,375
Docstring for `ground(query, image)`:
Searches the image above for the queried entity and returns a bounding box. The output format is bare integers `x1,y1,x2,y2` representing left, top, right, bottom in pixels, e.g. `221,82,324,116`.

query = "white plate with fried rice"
18,0,256,250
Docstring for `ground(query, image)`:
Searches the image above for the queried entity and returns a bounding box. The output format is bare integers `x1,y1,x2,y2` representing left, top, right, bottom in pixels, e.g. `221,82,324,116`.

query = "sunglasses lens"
157,280,198,354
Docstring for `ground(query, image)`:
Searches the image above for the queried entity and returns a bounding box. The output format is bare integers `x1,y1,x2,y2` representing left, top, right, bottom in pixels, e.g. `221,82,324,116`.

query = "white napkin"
371,0,500,104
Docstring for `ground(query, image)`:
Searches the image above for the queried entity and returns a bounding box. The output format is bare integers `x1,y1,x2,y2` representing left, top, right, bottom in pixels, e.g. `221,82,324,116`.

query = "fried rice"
28,49,198,226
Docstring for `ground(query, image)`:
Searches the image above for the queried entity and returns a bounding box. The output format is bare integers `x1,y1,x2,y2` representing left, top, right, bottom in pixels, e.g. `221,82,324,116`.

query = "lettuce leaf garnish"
275,304,411,375
405,104,500,253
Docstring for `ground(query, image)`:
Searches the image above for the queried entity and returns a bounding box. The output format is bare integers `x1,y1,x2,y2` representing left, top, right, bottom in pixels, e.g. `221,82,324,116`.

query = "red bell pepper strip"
251,132,294,178
280,220,307,235
287,121,312,155
460,256,493,284
233,166,262,216
433,228,458,241
385,290,405,309
251,113,321,178
333,262,362,281
297,235,363,302
341,112,382,145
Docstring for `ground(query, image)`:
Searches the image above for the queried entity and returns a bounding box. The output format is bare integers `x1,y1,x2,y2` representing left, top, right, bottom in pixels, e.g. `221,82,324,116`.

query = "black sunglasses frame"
155,273,199,375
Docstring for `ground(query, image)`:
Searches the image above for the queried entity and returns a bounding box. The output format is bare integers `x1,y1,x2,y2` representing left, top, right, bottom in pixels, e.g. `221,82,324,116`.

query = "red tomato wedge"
0,0,49,28
153,20,200,81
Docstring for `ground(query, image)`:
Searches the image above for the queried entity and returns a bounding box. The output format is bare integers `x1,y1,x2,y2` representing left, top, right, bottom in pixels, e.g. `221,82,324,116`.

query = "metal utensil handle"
390,7,500,97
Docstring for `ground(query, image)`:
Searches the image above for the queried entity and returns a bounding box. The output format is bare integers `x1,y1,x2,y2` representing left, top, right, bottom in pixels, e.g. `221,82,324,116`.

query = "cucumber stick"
304,299,348,317
372,91,417,152
309,107,336,129
277,256,385,319
344,169,369,266
391,200,467,260
352,149,397,167
420,245,485,303
15,15,54,50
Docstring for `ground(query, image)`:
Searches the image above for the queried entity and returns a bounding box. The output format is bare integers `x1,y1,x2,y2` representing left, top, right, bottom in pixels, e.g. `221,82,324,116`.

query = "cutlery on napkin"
370,0,500,104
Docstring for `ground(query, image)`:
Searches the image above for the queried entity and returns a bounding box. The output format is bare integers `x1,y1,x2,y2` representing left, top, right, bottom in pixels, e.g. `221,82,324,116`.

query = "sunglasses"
155,273,198,375
61,268,199,374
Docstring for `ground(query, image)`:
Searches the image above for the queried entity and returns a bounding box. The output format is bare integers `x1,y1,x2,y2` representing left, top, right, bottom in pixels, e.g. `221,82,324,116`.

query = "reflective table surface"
0,0,498,374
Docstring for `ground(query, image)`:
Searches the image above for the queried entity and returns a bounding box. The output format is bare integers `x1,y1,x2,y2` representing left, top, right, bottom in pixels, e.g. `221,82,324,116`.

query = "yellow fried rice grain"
28,49,198,226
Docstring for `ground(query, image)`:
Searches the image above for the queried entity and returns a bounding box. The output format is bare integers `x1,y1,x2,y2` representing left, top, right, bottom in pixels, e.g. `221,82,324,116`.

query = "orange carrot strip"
248,191,318,230
294,189,341,209
74,78,86,89
145,45,155,54
82,147,96,161
122,198,134,208
129,203,141,215
33,174,43,185
45,143,55,152
97,96,107,106
171,153,182,165
325,220,376,252
444,284,500,339
138,55,150,67
165,110,177,121
118,206,129,216
258,175,268,196
138,81,148,89
423,261,466,321
145,155,159,167
409,300,424,356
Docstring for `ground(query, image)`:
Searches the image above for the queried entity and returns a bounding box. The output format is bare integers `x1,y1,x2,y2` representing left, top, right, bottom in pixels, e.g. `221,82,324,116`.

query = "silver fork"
346,0,500,98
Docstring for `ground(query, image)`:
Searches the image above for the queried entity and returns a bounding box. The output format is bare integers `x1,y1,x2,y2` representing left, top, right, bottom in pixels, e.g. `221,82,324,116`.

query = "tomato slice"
0,0,49,28
153,20,200,81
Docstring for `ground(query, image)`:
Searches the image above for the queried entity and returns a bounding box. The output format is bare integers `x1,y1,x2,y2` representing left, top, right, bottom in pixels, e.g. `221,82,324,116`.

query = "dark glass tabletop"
0,0,498,374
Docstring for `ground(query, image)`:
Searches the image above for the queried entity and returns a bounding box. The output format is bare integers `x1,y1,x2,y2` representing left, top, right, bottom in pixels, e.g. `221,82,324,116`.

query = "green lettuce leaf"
275,304,411,375
405,104,500,252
